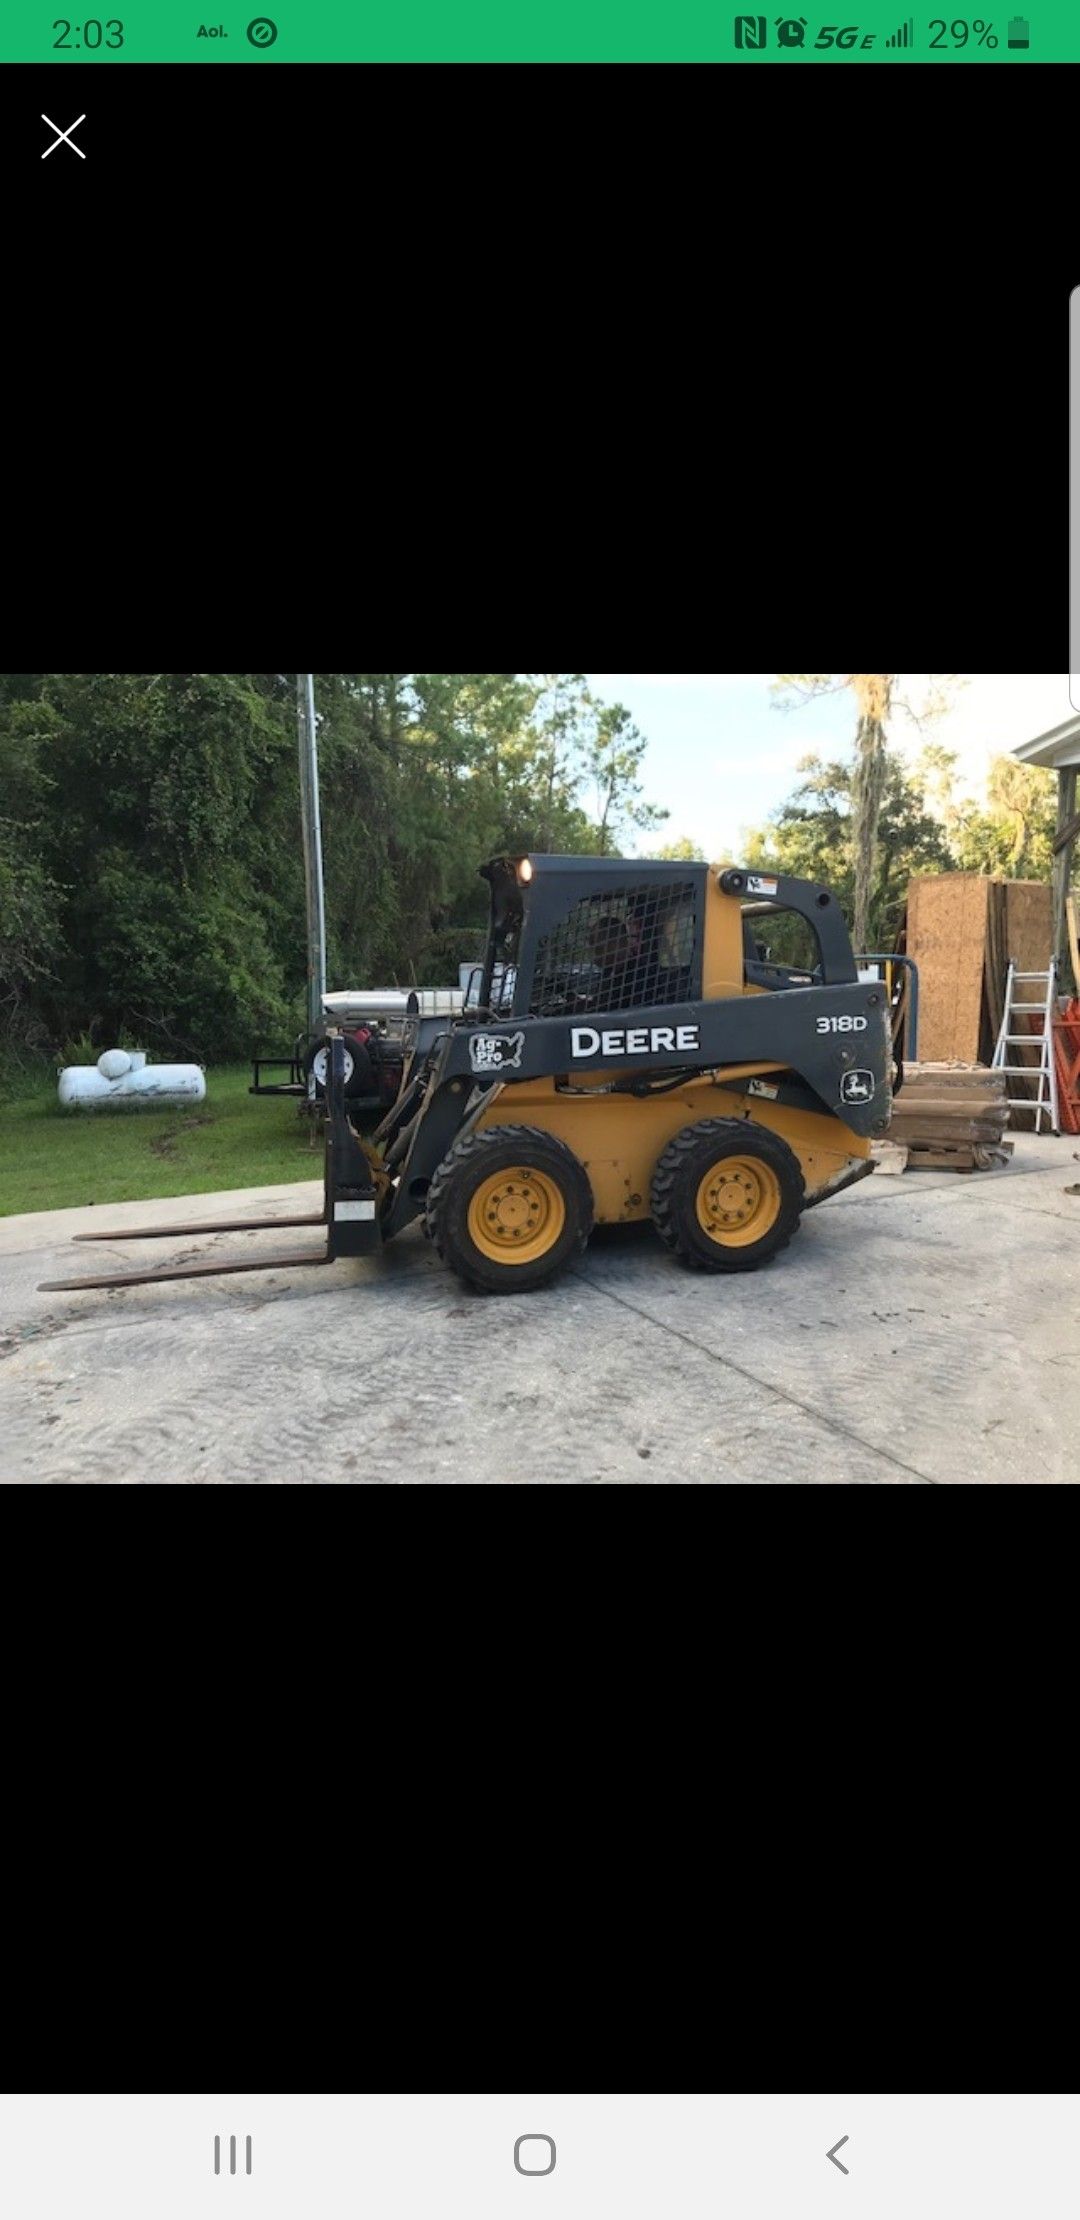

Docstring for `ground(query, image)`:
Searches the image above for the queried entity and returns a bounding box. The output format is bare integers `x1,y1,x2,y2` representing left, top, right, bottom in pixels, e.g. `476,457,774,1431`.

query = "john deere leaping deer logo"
840,1069,875,1105
469,1032,526,1075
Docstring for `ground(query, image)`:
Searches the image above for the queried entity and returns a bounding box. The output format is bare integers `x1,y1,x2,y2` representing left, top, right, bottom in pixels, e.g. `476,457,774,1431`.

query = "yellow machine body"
474,875,870,1221
477,1075,868,1224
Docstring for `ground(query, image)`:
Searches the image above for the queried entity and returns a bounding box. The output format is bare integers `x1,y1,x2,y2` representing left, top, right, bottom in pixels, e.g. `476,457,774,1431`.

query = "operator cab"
465,855,856,1026
470,854,703,1021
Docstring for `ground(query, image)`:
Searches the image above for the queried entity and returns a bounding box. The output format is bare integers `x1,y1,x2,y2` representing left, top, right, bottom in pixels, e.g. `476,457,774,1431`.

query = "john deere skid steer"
42,858,894,1297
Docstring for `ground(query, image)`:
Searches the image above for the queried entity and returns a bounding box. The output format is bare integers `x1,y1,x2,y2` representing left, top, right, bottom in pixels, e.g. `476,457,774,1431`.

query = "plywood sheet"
1003,880,1052,976
907,875,992,1063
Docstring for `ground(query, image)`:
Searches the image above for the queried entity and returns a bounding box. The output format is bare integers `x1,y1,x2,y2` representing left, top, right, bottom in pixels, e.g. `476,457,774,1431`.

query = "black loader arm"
436,982,892,1129
383,974,892,1239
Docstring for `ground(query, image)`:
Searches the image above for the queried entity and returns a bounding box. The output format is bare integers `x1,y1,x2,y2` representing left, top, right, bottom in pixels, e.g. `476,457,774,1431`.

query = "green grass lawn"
0,1066,328,1217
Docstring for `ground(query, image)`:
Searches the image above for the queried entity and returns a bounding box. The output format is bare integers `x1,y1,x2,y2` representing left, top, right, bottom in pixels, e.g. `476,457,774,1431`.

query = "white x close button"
42,114,86,159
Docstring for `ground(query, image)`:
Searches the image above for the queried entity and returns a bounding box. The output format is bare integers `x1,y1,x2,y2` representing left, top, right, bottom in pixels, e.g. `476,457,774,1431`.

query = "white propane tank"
58,1059,206,1109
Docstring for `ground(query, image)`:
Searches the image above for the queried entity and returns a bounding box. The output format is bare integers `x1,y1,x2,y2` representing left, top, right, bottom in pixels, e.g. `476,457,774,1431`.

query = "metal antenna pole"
297,672,327,1042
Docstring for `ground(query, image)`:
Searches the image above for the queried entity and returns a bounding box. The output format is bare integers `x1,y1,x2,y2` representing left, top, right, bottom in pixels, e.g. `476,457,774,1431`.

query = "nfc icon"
214,2137,252,2177
515,2136,557,2177
734,13,767,39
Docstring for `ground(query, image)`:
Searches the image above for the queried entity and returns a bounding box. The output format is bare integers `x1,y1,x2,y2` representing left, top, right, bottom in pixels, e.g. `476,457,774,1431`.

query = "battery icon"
1007,14,1030,41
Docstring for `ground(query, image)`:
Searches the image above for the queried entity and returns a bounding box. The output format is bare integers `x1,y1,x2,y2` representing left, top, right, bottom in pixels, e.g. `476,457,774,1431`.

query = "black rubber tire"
425,1125,594,1294
651,1117,805,1273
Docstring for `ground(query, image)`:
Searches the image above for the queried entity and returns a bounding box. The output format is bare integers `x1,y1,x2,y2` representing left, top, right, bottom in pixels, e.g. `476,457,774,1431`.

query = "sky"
585,674,1072,861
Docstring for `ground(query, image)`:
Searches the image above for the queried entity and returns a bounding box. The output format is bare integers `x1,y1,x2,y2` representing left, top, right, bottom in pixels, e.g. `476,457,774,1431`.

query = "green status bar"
2,0,1066,58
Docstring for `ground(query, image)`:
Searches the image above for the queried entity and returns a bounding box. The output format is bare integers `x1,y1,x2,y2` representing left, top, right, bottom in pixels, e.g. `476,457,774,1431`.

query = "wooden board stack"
883,1062,1013,1173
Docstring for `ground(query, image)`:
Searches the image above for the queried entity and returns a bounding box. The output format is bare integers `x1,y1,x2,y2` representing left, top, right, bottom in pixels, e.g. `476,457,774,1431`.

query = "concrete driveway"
1,1132,1076,1483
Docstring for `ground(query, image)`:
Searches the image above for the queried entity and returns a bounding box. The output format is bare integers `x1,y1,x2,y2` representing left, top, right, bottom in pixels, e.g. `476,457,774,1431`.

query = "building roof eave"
1013,712,1080,769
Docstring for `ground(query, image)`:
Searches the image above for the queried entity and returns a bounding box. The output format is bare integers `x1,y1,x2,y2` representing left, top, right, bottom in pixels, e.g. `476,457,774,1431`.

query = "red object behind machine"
1053,1003,1080,1133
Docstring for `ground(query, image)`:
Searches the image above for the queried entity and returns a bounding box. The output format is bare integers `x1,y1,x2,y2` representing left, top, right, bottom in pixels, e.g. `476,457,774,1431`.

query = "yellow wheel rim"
468,1168,567,1265
695,1156,782,1247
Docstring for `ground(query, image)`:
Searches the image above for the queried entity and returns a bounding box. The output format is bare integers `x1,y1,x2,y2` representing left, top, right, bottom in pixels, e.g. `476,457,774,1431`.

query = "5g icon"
734,13,767,37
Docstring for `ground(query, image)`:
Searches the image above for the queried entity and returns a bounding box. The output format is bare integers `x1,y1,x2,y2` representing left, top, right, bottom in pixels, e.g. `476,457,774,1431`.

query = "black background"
0,59,1071,673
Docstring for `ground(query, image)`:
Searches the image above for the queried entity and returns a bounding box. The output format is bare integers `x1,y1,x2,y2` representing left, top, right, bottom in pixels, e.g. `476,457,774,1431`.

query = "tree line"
0,671,1058,1075
739,743,1059,954
0,673,664,1066
659,671,1059,957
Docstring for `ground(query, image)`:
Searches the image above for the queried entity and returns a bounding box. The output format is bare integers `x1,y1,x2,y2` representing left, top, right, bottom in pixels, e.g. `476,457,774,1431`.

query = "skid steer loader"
41,857,895,1297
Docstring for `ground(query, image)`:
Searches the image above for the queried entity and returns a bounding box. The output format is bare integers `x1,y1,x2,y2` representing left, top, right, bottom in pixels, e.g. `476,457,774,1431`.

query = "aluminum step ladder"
991,960,1060,1135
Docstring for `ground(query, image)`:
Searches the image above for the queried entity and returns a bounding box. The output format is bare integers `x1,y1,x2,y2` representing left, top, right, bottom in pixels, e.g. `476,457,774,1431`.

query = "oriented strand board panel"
907,875,991,1063
1004,880,1052,976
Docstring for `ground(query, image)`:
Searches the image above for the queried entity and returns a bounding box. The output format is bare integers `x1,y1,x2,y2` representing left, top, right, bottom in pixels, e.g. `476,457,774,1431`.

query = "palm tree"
774,673,899,947
848,675,894,949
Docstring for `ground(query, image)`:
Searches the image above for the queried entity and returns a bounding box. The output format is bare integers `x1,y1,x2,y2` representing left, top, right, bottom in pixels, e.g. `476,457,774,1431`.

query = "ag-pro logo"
734,14,767,41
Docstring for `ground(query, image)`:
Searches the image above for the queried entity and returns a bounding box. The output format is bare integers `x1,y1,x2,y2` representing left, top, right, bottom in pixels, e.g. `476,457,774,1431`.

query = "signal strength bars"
886,15,914,37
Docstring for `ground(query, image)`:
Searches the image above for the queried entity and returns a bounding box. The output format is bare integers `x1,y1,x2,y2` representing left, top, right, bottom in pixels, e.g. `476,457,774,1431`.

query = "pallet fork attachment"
38,1035,381,1293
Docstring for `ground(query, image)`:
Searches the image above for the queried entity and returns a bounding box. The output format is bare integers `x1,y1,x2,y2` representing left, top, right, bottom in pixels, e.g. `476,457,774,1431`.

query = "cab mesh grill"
528,881,696,1019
